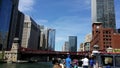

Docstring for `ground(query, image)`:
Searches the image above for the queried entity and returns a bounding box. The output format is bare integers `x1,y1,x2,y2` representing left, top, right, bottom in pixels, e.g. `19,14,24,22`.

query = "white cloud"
18,0,35,12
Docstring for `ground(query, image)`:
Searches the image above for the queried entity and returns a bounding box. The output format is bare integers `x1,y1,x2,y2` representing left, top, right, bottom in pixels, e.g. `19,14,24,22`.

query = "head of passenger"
52,59,59,64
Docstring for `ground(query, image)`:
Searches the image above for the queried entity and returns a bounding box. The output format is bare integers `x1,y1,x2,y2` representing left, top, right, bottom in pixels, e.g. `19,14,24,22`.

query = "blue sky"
18,0,120,51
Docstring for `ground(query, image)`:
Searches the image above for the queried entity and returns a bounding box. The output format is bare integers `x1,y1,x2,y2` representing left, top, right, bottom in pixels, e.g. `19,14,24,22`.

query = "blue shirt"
65,57,71,68
89,59,94,66
106,65,111,68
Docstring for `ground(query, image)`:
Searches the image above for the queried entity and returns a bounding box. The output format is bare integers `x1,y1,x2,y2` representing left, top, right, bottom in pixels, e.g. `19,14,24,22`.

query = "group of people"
52,55,95,68
52,55,72,68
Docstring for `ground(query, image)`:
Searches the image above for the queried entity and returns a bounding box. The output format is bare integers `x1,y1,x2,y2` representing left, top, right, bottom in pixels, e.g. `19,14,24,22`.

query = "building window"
24,22,28,28
109,35,111,37
103,35,105,37
109,31,111,34
109,39,111,41
96,30,99,33
106,31,108,34
106,35,108,37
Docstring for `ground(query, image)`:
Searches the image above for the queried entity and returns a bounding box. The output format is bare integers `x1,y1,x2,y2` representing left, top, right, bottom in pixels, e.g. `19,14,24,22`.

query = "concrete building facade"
39,25,45,50
84,42,90,51
21,15,40,50
79,43,84,51
62,41,69,52
84,33,92,51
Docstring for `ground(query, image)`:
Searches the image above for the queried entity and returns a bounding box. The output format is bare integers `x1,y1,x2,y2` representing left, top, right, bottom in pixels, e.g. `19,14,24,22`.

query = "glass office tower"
48,29,55,51
0,0,19,50
69,36,77,52
0,0,12,50
92,0,116,29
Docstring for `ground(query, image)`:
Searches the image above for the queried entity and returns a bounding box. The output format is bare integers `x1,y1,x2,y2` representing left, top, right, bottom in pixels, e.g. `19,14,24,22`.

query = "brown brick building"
91,22,120,51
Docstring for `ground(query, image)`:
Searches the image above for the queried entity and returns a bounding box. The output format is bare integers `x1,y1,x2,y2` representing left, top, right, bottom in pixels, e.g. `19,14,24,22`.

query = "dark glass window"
0,0,12,49
115,56,120,67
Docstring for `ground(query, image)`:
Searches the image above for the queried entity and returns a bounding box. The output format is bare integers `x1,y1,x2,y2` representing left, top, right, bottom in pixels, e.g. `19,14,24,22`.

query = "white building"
21,15,40,50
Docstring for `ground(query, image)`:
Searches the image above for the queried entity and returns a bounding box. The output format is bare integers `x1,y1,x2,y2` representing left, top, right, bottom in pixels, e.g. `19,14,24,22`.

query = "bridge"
18,47,91,62
3,40,92,63
19,47,90,55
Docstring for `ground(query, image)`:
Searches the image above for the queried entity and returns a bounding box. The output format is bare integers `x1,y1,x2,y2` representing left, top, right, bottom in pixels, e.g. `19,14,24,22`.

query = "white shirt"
82,58,89,66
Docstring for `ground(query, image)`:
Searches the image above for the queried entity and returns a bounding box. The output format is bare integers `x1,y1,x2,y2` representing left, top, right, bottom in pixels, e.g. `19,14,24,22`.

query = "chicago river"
0,62,53,68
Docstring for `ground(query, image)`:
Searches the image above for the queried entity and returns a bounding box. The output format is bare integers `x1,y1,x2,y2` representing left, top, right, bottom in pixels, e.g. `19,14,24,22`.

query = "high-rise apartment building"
92,0,116,29
69,36,77,52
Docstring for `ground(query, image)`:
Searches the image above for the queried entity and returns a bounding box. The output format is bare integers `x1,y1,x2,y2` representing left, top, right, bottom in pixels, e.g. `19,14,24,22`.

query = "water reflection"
0,62,53,68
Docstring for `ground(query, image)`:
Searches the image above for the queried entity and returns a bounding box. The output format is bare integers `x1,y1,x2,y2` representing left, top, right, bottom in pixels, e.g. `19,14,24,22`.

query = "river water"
0,62,53,68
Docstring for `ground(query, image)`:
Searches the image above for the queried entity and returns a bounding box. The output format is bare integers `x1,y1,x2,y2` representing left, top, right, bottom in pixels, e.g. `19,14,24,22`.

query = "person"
59,59,65,68
65,54,72,68
89,57,94,68
73,59,78,68
52,58,62,68
78,59,83,68
106,65,111,68
81,56,89,68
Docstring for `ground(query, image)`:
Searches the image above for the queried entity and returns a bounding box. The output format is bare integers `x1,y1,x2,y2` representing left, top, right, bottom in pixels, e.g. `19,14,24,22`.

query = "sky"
18,0,120,51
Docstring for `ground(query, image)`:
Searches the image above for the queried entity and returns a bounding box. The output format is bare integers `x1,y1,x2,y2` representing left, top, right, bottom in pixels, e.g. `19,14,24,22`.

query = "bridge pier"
4,38,20,63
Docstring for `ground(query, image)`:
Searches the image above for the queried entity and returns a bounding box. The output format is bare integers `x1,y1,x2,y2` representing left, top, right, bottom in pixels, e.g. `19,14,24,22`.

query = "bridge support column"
47,56,49,62
4,38,19,63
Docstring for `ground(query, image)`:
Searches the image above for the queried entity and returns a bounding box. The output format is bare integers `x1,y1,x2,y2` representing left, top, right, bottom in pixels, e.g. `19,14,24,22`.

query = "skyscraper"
69,36,77,52
0,0,19,50
48,29,56,51
21,15,40,50
92,0,116,29
62,41,69,51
